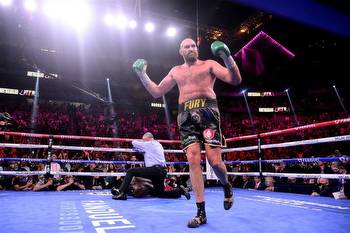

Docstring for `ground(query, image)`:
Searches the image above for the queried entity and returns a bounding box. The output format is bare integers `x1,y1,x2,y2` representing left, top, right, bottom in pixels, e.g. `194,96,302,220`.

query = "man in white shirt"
112,132,190,200
50,153,61,177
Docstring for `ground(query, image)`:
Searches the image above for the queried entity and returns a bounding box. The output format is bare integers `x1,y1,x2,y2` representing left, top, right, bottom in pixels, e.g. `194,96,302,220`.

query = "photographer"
0,112,13,128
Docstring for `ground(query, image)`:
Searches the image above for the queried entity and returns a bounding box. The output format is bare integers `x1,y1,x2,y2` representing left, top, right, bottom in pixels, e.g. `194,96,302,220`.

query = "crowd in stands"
0,99,349,199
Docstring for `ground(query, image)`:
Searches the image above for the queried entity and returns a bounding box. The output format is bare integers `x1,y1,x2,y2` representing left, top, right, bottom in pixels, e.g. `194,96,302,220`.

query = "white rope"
222,134,350,152
227,172,260,176
51,171,126,177
0,171,46,176
164,149,184,153
261,135,350,149
52,145,135,153
1,134,349,154
0,143,47,149
1,171,349,179
262,172,350,180
222,145,258,152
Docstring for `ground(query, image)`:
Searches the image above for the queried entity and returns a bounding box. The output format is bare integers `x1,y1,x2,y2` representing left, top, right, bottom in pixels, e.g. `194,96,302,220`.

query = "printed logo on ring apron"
203,128,215,140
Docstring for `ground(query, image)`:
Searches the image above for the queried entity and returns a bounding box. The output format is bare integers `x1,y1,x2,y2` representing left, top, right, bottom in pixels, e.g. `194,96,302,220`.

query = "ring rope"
222,135,350,152
1,134,349,154
0,143,48,149
259,172,350,180
1,118,349,143
224,156,350,165
0,132,179,144
1,156,349,165
226,117,350,142
0,157,191,165
1,170,349,179
0,158,48,163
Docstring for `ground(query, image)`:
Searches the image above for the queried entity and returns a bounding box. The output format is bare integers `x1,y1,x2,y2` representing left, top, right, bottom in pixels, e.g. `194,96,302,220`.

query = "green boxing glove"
132,59,147,72
211,41,231,57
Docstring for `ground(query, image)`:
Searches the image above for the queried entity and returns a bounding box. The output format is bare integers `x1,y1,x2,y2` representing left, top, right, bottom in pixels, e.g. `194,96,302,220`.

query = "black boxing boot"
223,183,234,210
187,202,207,228
179,185,191,200
112,192,127,200
111,187,120,196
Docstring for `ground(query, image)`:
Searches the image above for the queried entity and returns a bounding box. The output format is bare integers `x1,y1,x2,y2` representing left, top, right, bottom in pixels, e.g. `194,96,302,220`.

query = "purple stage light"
234,31,295,76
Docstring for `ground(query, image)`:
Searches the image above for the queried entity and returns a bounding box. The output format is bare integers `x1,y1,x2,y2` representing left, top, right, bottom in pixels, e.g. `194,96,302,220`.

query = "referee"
111,132,190,200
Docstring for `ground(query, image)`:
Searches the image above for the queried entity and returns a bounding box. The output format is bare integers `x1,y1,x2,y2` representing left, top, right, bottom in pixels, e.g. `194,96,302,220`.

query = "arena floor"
1,188,349,233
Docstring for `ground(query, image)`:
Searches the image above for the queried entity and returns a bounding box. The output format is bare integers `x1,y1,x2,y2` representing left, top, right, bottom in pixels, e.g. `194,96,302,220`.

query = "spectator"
12,174,34,191
311,178,337,197
33,174,55,191
264,176,275,192
253,176,266,190
241,175,254,189
56,176,85,191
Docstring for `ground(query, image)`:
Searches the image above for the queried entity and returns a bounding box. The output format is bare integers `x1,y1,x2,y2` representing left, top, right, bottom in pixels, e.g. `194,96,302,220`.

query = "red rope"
1,118,349,144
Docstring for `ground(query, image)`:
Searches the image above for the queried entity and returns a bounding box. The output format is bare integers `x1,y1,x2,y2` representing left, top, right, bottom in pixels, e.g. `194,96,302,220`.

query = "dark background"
0,0,349,112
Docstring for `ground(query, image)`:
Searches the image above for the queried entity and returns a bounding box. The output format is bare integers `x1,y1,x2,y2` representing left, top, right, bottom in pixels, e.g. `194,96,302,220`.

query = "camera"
0,112,12,126
0,112,12,121
0,112,13,130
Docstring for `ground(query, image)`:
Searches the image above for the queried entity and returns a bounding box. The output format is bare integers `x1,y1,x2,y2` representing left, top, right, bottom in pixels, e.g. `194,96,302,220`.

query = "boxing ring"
1,188,349,233
0,118,350,233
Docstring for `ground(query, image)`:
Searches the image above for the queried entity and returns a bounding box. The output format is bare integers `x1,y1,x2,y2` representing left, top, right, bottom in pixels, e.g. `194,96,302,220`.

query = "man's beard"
185,52,198,63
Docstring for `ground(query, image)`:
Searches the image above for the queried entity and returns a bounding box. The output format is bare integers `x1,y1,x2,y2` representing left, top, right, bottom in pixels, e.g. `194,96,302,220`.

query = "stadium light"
145,22,155,32
166,26,177,37
104,14,116,26
43,0,91,30
115,15,128,29
62,1,92,30
43,0,66,19
104,14,129,29
24,0,37,12
0,0,12,7
129,20,137,29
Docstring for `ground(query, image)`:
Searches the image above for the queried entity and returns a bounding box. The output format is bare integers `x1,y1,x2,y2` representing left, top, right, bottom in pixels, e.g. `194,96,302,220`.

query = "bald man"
133,38,242,228
111,132,190,200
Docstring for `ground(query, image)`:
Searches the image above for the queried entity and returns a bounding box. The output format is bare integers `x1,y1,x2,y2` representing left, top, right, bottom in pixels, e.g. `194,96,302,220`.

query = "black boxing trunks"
177,97,226,150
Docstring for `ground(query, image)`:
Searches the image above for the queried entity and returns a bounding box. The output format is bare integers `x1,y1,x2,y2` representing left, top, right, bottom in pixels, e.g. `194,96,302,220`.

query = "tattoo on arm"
139,73,152,87
223,56,237,70
219,56,242,85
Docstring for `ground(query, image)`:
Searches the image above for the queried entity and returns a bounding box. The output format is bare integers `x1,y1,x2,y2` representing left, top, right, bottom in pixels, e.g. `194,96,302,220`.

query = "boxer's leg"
186,143,207,228
206,145,233,210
